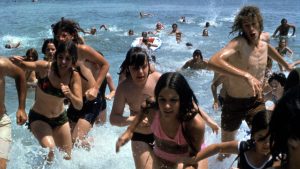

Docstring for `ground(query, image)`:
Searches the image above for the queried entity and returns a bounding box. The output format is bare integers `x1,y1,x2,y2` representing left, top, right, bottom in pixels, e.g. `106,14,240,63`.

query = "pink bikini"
151,112,203,163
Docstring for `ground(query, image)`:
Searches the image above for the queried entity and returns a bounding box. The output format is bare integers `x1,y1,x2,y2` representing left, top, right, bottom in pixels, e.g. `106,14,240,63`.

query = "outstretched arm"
178,141,239,165
290,24,296,36
272,26,280,37
197,105,219,134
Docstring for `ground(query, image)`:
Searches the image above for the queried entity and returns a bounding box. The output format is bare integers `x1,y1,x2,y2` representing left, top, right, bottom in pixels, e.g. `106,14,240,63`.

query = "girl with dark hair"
41,39,56,62
269,86,300,169
176,110,273,169
10,41,82,162
111,47,161,169
116,72,219,169
52,17,109,148
23,48,39,87
264,72,287,109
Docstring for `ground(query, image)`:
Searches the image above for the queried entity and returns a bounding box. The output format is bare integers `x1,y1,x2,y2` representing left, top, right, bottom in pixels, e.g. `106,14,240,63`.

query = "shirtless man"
110,47,161,169
208,6,293,160
52,18,109,148
272,18,296,38
181,49,208,70
0,57,27,169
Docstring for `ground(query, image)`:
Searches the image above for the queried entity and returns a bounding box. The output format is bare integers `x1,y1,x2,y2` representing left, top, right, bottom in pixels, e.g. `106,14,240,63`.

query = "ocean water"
1,0,299,168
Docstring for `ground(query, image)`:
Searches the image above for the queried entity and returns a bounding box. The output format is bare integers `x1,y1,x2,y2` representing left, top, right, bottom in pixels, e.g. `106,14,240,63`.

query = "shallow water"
1,0,299,168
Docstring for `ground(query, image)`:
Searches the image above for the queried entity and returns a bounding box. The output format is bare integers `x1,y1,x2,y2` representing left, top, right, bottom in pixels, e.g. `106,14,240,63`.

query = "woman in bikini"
116,72,210,169
11,41,82,162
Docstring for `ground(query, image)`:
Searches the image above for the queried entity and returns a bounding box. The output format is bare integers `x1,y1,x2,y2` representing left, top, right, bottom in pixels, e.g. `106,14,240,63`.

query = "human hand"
105,95,113,100
207,119,220,134
9,55,25,65
245,73,262,99
116,131,133,153
61,83,71,98
85,87,98,100
212,101,219,111
16,109,27,125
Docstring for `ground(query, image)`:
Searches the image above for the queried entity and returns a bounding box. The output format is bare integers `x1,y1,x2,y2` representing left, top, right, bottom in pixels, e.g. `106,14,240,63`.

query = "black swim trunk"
221,95,266,131
67,96,101,125
28,109,68,129
218,94,224,108
98,96,107,112
131,132,155,149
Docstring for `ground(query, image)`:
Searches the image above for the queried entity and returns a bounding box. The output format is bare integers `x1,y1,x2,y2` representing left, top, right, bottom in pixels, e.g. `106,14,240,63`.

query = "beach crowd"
1,5,299,169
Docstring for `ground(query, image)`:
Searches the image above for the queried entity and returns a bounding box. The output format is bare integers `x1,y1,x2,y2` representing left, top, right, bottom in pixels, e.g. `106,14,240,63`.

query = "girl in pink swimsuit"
117,72,208,169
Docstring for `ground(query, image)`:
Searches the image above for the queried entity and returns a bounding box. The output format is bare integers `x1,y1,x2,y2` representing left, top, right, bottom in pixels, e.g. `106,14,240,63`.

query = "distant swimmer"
169,23,182,43
202,22,210,36
99,24,108,31
128,29,134,36
84,27,97,35
179,16,186,23
276,38,293,72
272,18,296,38
139,11,153,18
181,49,208,70
186,42,193,49
4,41,20,49
148,22,164,35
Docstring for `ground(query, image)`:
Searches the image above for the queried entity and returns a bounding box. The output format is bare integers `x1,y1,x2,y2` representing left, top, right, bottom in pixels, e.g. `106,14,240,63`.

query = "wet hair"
172,23,178,29
284,68,300,92
42,39,55,54
205,22,210,28
5,44,11,48
128,29,134,35
250,110,270,137
186,42,193,47
230,6,263,40
119,47,150,78
52,17,84,46
269,85,300,167
281,18,287,24
141,32,148,38
193,49,203,60
52,41,78,78
268,72,286,87
154,72,199,122
25,48,38,61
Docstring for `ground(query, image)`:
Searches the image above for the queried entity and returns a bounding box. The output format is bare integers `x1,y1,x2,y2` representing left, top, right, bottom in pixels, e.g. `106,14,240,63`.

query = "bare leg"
95,109,107,125
131,141,154,169
217,129,237,161
31,121,56,162
71,118,92,150
53,122,72,160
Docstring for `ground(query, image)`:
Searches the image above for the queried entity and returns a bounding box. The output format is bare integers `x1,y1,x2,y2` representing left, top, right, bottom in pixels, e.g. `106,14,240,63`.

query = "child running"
116,72,210,169
176,110,273,169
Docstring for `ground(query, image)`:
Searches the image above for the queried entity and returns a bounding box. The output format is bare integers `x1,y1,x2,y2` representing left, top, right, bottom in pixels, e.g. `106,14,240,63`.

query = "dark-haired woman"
11,41,82,161
52,18,109,148
116,72,209,169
